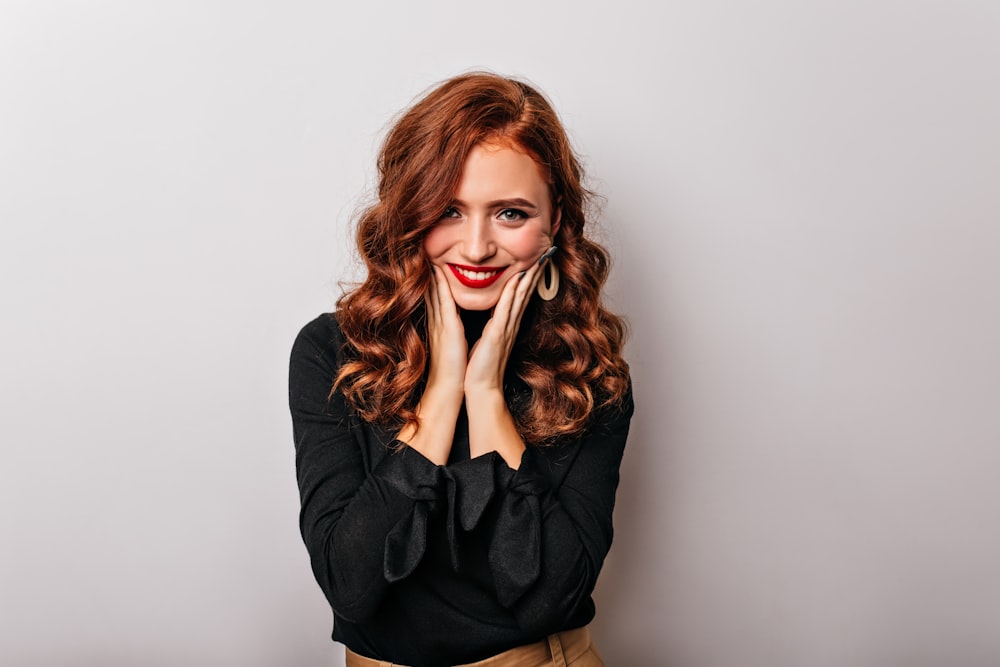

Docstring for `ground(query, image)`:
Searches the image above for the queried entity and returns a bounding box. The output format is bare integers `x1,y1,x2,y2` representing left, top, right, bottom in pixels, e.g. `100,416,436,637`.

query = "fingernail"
518,270,527,281
538,246,558,265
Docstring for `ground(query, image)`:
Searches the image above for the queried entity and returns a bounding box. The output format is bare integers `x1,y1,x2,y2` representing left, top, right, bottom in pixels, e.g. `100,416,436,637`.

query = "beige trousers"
345,626,603,667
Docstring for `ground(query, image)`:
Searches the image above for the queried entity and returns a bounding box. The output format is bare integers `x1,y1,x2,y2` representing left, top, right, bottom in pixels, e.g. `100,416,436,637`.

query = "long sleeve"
454,385,635,637
289,315,445,623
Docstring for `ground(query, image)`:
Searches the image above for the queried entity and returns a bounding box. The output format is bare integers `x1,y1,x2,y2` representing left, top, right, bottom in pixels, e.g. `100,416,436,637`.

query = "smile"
448,264,507,288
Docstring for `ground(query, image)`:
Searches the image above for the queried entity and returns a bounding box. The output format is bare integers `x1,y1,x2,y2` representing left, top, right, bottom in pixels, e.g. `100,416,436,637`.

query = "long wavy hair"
334,72,629,445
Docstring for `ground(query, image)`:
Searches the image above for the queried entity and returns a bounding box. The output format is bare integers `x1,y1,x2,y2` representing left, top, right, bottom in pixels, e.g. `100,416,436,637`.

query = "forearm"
465,387,525,468
397,384,463,465
481,389,634,628
300,461,418,621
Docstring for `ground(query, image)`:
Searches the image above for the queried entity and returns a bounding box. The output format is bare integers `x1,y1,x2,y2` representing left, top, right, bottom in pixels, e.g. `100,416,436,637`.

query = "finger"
490,269,524,337
495,269,536,344
427,266,442,327
437,264,458,314
508,270,538,338
510,247,556,334
432,265,468,359
508,271,535,337
522,245,555,297
425,290,436,324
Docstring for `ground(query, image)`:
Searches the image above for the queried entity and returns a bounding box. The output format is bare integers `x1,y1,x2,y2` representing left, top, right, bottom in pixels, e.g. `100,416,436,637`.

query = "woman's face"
423,142,560,311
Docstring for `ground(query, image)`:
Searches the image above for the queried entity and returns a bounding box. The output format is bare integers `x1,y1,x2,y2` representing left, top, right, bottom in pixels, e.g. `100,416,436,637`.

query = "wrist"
465,389,526,468
427,373,466,403
463,367,503,396
397,386,462,466
423,381,465,413
463,384,505,407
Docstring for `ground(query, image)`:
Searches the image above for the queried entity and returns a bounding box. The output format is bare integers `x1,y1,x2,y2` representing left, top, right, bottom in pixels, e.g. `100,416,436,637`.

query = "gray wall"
2,1,998,665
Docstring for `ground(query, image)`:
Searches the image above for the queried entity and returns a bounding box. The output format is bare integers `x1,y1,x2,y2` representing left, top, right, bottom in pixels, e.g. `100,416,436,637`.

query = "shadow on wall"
590,194,681,664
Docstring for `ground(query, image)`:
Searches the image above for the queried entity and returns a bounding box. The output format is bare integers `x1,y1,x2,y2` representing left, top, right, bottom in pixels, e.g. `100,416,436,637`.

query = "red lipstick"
448,264,507,288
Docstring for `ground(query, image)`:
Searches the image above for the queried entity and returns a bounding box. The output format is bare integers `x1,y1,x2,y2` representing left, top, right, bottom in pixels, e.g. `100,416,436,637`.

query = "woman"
289,72,633,667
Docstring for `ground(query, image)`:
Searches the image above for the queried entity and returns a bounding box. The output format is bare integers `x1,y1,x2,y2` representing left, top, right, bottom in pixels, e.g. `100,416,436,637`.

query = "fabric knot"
441,454,503,571
489,489,542,607
384,502,430,582
379,447,446,582
381,448,444,501
489,450,547,606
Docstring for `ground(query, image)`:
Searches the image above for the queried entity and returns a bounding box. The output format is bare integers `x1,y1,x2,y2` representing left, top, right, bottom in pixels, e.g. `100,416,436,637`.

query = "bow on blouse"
380,450,546,607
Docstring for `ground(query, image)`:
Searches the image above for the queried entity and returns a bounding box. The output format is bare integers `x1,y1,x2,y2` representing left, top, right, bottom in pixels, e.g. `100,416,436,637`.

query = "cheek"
506,228,551,261
422,227,451,260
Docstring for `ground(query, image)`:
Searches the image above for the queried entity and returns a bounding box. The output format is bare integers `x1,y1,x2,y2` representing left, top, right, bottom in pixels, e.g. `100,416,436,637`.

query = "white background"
2,1,999,665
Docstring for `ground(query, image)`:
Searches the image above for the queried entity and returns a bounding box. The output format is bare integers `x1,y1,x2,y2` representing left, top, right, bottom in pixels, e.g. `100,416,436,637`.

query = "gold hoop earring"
536,261,560,301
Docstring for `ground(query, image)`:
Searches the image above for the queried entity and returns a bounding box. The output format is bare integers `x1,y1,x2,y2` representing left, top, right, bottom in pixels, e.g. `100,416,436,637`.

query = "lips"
447,263,507,288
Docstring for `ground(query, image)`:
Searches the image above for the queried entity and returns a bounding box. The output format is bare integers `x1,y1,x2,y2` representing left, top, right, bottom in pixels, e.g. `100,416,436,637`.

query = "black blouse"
288,313,634,666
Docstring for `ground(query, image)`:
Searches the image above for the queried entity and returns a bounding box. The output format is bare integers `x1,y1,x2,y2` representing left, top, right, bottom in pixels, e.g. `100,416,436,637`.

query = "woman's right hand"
425,265,468,400
395,266,465,465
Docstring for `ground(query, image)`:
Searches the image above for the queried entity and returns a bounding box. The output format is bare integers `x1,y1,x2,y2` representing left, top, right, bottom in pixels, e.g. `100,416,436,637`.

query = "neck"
460,308,491,346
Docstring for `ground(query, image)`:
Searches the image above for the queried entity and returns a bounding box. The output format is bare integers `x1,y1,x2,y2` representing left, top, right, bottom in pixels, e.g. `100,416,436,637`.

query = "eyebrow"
451,197,539,210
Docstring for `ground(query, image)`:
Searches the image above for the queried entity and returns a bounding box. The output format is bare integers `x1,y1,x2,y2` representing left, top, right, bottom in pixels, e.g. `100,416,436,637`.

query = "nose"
462,214,496,263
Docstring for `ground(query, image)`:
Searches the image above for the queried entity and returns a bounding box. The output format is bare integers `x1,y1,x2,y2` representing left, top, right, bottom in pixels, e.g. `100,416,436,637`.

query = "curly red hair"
334,72,629,445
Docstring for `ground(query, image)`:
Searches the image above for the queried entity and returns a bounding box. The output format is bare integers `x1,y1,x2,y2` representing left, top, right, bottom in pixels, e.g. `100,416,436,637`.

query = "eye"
497,208,527,223
440,206,461,219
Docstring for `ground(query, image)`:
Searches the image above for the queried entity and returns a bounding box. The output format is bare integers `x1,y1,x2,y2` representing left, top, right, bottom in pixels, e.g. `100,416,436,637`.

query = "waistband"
345,625,593,667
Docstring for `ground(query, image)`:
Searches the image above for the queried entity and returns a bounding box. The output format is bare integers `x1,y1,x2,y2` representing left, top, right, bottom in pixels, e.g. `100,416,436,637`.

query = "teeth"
456,267,498,281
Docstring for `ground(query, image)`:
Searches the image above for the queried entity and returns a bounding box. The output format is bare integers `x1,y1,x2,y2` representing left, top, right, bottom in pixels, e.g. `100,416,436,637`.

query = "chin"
452,292,501,312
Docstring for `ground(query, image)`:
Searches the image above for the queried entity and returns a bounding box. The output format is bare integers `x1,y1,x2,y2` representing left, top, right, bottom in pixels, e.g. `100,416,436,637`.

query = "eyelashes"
497,208,528,223
438,207,530,223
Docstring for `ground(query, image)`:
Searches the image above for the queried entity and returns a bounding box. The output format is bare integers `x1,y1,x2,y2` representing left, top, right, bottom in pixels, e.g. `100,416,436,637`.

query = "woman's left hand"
464,247,554,394
464,247,556,465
